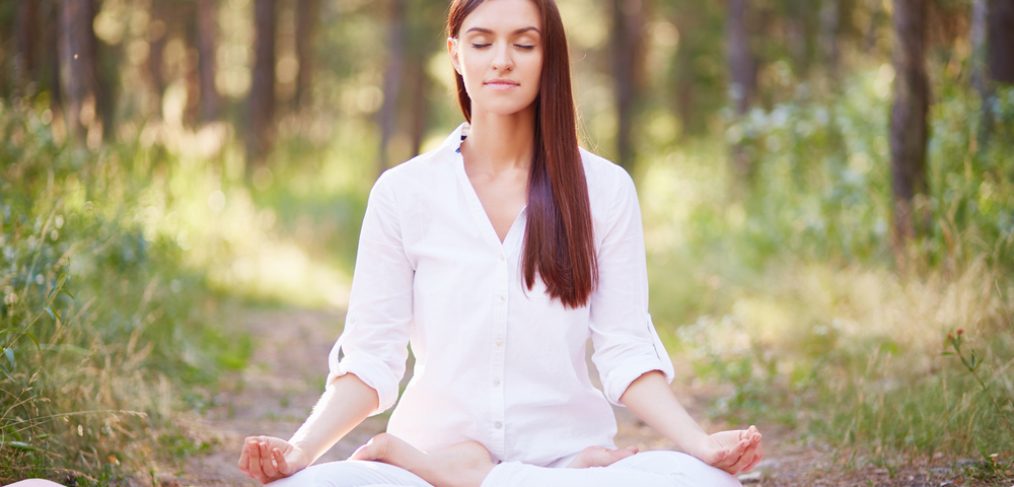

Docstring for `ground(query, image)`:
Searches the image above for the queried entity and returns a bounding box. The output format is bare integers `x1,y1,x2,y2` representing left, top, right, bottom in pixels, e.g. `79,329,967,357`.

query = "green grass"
0,101,253,483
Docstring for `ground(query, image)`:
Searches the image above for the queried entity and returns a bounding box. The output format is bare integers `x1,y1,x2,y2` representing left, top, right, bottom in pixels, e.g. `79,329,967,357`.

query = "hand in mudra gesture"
687,425,763,475
238,435,312,484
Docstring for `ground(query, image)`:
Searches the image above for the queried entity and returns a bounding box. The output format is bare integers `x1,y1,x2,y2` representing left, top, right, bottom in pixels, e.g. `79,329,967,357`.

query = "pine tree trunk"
820,0,842,80
408,54,428,157
611,0,646,170
59,0,102,145
247,0,277,166
988,0,1014,83
148,1,170,118
14,0,39,98
972,0,994,145
378,0,405,174
44,0,63,115
294,0,320,111
727,0,756,179
889,0,930,250
197,0,220,123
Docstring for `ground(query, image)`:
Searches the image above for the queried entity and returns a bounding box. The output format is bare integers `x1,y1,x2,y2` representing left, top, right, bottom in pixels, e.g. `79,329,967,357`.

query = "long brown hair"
447,0,597,308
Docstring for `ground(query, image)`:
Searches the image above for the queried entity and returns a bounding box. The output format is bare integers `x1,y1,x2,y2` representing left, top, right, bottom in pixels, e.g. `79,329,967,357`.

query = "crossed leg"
350,433,740,487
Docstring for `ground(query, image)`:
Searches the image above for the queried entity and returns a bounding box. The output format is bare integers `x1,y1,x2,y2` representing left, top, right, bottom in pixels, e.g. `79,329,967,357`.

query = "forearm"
288,373,379,463
618,370,709,454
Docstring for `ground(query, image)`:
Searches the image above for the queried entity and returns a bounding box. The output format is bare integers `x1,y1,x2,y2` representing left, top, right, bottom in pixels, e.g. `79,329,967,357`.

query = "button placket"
488,252,510,458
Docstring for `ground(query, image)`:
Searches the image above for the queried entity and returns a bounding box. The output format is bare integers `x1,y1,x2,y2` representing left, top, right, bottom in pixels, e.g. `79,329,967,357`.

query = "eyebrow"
464,27,541,36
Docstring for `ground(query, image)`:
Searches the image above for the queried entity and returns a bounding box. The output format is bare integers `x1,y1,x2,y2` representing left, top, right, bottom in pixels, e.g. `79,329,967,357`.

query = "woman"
238,0,763,485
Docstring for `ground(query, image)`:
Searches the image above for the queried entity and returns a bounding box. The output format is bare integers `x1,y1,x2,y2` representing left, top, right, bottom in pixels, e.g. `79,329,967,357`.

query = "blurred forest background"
1,0,1012,484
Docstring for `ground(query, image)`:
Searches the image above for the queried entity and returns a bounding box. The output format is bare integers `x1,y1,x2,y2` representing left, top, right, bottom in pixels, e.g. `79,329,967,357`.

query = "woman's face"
449,0,543,117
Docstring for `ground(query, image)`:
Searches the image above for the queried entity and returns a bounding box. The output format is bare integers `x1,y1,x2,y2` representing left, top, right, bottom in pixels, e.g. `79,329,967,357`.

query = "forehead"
461,0,542,34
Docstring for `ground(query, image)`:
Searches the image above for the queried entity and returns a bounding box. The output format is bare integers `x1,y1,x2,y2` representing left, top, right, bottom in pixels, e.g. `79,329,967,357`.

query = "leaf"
24,331,40,350
3,347,14,370
6,441,35,451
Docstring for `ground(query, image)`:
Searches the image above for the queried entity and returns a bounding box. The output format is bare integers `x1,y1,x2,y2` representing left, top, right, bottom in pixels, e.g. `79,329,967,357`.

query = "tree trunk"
183,5,202,128
147,1,170,118
820,0,842,79
889,0,930,250
972,0,994,145
786,0,814,75
196,0,220,123
727,0,756,179
59,0,102,145
611,0,646,170
14,0,39,98
44,0,63,115
247,0,277,166
988,0,1014,83
408,54,428,157
294,0,320,111
378,0,405,174
674,45,696,137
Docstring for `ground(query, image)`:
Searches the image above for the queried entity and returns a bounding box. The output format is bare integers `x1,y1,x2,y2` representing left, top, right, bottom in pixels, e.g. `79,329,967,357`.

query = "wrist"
288,439,318,465
670,430,711,456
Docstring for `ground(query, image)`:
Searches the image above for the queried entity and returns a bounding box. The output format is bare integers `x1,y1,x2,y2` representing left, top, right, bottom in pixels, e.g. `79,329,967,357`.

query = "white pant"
266,451,742,486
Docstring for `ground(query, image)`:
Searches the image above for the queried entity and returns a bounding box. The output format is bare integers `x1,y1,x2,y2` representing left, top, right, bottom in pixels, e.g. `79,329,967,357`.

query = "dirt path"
169,308,387,486
169,307,1002,486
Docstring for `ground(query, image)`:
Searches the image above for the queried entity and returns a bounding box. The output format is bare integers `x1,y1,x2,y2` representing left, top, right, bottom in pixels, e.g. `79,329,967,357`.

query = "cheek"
526,54,543,78
461,56,487,82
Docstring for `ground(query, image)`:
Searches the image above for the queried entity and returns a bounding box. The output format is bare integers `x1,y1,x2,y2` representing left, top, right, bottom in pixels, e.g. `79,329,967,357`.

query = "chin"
472,99,537,117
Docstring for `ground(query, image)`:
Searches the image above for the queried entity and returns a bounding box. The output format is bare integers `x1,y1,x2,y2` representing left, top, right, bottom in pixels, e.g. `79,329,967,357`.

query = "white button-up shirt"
326,122,674,468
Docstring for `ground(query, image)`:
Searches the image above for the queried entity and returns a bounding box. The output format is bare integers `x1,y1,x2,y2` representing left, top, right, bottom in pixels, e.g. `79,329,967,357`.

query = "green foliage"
643,65,1014,476
0,101,250,483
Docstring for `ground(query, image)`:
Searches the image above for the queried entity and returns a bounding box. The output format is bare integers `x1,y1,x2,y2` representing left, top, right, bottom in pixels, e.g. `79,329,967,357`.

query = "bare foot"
350,433,495,487
566,445,639,468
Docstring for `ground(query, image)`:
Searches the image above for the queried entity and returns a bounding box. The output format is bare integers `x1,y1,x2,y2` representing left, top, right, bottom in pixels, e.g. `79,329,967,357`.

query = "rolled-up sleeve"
326,170,414,416
589,168,675,407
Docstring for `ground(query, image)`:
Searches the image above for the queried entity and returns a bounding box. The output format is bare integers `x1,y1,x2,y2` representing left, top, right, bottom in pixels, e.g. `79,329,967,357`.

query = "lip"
484,79,520,87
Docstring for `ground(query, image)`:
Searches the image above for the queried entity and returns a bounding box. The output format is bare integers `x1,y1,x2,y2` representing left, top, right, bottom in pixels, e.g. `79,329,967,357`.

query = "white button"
498,294,506,302
499,254,505,261
493,378,501,386
494,421,503,429
495,338,504,347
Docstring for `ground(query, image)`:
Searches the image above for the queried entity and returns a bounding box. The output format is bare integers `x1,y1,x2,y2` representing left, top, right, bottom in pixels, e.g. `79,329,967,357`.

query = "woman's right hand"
687,426,763,475
238,435,312,484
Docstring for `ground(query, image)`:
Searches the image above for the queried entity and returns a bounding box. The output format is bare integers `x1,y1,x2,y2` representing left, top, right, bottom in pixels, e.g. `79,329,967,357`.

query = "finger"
742,444,764,473
243,440,262,479
248,439,267,481
743,453,762,473
729,444,756,474
259,441,279,479
713,447,736,470
739,438,763,472
273,447,291,475
720,440,750,471
238,440,251,472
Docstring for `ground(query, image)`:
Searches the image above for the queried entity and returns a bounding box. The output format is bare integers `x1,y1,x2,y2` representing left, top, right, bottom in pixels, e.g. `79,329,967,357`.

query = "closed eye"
515,44,535,50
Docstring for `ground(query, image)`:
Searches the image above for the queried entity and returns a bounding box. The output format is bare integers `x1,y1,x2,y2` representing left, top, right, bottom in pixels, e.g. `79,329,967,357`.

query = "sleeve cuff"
326,348,402,416
602,356,676,407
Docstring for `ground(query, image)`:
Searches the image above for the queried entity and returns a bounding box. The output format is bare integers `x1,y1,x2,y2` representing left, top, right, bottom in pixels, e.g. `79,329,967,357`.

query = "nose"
491,43,514,72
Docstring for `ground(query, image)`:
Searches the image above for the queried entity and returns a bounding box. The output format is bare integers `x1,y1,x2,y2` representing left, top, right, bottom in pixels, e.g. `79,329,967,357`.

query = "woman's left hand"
687,425,763,475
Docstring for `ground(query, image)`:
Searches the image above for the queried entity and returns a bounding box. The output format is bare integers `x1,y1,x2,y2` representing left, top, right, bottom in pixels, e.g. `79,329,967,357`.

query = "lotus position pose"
238,0,763,485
